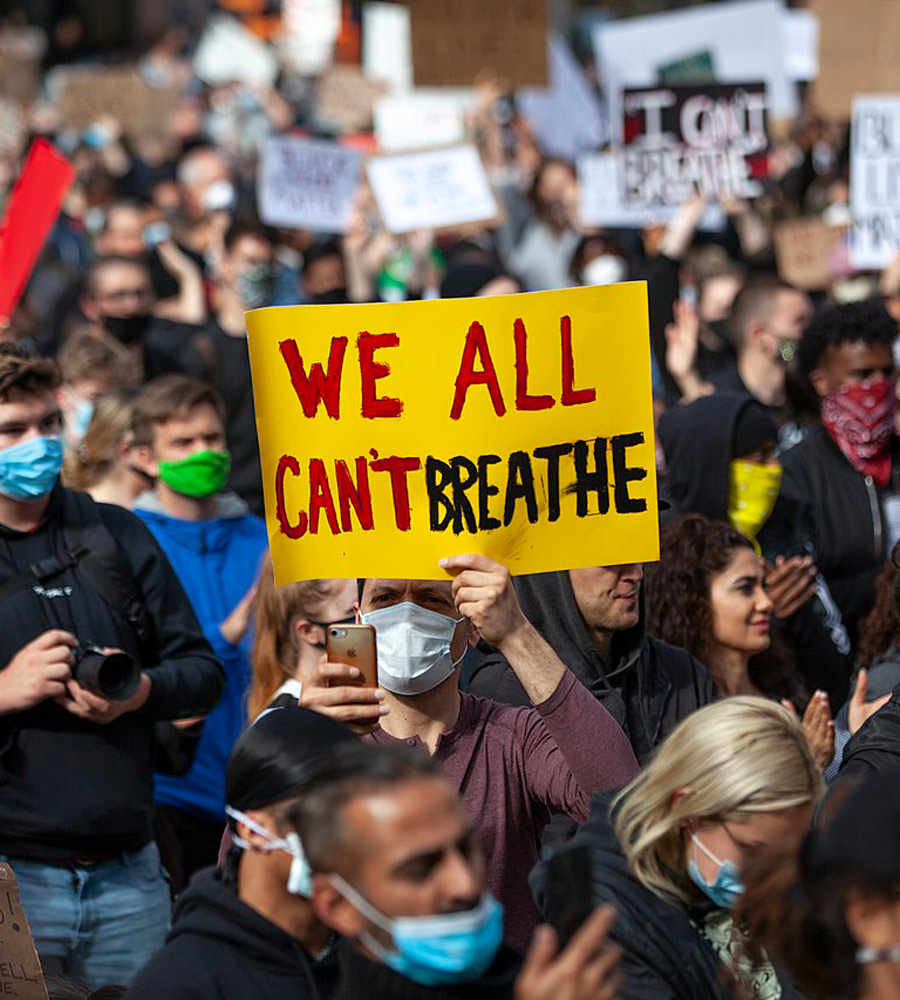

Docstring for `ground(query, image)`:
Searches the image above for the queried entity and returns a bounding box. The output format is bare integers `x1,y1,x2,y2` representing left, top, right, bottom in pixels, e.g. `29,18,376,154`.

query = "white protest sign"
280,0,341,76
593,0,795,141
194,14,278,87
850,95,900,269
363,2,412,92
577,151,725,231
258,135,362,233
374,90,472,152
781,9,818,83
517,34,607,160
367,144,500,234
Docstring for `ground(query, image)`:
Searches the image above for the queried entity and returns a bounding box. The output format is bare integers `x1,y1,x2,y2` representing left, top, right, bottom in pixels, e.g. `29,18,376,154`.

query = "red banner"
0,138,75,325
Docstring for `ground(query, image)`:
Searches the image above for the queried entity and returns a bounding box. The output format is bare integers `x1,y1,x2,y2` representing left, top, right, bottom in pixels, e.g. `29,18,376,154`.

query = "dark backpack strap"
59,490,156,662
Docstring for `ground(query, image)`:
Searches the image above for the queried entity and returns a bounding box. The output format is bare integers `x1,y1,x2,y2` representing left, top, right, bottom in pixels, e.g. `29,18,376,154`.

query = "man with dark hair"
712,279,812,423
292,741,621,1000
301,239,348,304
781,299,899,636
128,706,353,1000
0,345,223,987
132,373,268,889
183,222,276,514
81,256,202,380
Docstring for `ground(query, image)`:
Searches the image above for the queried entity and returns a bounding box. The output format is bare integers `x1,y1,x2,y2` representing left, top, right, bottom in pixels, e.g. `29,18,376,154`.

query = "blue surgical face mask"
361,602,466,696
0,436,63,502
687,831,745,909
225,806,312,898
331,874,504,987
69,398,94,442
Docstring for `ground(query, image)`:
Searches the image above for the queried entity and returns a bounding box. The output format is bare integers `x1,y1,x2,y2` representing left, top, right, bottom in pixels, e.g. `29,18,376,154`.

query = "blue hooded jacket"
135,492,269,821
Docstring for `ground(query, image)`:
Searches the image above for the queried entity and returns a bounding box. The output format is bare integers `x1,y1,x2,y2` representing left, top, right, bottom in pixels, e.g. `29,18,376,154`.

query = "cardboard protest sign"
0,140,76,325
815,0,900,119
258,135,362,233
246,284,659,584
594,0,795,141
317,66,389,133
773,218,847,290
576,151,725,231
366,145,501,235
850,96,900,270
621,83,769,209
517,35,607,161
51,65,180,141
409,0,547,88
0,28,46,105
193,14,278,87
374,91,471,152
0,863,49,1000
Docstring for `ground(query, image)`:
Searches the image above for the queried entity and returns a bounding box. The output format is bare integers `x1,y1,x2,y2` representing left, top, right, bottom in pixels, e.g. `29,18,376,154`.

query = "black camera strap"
0,491,154,661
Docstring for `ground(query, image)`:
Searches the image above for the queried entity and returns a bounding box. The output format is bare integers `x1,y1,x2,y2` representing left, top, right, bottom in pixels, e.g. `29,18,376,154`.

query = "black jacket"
331,937,521,1000
0,488,223,859
531,793,731,1000
780,424,896,637
659,394,852,707
839,681,900,780
467,575,717,764
127,867,332,1000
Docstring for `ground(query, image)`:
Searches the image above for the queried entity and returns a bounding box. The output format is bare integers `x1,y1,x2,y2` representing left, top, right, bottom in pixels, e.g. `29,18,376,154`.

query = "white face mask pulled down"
225,806,312,898
361,602,467,696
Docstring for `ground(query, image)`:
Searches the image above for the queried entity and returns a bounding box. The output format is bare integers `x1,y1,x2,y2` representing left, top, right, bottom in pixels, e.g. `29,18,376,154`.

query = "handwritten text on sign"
246,285,658,584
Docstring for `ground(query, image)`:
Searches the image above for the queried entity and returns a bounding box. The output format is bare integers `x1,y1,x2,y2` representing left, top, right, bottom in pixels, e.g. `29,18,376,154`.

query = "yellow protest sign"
246,284,659,585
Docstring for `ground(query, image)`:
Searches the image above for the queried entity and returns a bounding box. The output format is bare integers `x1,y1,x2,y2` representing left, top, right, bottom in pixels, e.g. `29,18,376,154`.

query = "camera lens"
75,649,141,701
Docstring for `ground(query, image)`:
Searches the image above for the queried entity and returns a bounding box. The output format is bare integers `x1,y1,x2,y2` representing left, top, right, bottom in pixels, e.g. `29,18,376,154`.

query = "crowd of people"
2,3,900,1000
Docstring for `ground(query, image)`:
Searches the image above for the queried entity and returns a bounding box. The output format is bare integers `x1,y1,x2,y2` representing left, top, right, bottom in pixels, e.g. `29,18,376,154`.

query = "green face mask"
158,449,231,499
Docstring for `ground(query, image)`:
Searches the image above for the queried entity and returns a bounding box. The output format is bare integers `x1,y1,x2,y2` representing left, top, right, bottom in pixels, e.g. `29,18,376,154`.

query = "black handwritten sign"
622,82,769,208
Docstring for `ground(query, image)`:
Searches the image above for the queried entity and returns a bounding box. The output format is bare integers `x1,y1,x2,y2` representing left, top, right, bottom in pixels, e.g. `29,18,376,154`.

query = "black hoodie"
658,394,852,708
468,575,717,764
127,866,333,1000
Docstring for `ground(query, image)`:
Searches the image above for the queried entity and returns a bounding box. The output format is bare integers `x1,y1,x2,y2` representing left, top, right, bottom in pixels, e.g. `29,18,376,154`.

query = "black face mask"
102,313,151,345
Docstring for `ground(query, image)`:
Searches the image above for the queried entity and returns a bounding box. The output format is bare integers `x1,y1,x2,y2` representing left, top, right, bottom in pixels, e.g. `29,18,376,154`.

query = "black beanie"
440,262,501,299
731,402,778,459
226,705,355,813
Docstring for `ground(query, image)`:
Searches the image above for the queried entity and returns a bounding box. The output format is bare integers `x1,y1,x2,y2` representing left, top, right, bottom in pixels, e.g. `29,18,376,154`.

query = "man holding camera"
0,345,224,988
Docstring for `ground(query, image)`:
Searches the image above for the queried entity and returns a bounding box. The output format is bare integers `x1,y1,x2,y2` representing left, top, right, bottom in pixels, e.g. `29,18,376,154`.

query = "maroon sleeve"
519,670,639,822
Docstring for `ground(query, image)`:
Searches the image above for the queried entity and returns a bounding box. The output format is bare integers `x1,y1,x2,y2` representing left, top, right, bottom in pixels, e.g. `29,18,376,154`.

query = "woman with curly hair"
646,513,833,769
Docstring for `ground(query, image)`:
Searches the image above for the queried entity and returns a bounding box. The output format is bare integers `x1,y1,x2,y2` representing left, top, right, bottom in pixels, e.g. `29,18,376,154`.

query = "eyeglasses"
307,615,355,629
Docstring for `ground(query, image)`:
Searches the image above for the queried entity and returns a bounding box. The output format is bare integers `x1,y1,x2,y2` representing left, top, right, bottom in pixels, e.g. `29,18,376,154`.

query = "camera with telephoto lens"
73,644,141,701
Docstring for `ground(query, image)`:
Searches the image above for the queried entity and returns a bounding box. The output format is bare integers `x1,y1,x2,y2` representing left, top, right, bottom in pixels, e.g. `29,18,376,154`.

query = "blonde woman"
249,554,382,732
532,697,822,1000
62,387,148,508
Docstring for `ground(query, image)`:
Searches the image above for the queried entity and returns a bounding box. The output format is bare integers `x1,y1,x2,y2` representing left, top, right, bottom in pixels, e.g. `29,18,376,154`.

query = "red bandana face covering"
821,379,897,487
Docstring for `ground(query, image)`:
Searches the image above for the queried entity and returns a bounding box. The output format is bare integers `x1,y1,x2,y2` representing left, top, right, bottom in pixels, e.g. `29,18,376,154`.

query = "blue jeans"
0,843,171,990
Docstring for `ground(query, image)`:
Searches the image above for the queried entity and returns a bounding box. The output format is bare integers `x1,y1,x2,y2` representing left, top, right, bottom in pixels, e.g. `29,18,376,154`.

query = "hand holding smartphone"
326,624,378,689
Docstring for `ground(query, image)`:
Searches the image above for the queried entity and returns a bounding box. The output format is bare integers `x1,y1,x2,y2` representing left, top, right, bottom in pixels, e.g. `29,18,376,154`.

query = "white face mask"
361,602,466,696
580,254,627,287
225,806,312,898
